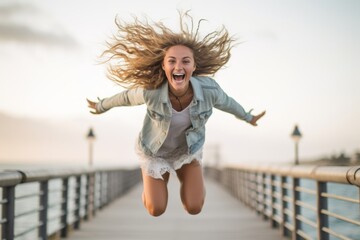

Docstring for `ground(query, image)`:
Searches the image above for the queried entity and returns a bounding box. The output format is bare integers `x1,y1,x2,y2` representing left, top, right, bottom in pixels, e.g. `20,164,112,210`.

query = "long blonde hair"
101,11,235,89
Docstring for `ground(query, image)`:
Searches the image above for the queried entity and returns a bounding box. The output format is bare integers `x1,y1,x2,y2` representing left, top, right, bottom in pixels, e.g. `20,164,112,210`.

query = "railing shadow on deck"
0,167,141,240
205,164,360,240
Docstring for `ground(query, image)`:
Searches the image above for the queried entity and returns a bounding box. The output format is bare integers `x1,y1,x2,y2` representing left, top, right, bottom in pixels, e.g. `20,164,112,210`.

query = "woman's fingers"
251,110,266,126
86,98,99,114
86,98,96,108
257,111,266,119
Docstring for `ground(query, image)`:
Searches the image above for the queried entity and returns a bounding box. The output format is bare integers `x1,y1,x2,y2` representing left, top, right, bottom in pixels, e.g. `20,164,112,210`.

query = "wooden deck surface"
65,176,287,240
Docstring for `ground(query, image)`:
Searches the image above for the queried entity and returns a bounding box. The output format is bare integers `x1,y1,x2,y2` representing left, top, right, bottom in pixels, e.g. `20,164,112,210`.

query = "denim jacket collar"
158,82,170,103
190,77,205,102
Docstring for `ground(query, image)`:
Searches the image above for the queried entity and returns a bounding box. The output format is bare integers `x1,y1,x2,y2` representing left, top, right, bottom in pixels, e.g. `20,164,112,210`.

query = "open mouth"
172,73,185,81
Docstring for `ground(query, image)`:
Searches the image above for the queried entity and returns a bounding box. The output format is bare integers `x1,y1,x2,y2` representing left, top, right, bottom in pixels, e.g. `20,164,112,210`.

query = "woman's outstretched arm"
86,88,145,114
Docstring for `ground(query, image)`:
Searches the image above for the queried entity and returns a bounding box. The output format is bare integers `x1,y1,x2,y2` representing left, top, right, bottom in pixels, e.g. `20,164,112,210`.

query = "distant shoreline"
299,159,360,166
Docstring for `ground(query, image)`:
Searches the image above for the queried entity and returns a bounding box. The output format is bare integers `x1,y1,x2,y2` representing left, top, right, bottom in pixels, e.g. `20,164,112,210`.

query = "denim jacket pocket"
198,109,213,124
147,109,164,121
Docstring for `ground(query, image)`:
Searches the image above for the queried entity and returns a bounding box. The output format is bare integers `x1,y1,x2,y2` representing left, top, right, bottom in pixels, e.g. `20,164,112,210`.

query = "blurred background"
0,0,359,168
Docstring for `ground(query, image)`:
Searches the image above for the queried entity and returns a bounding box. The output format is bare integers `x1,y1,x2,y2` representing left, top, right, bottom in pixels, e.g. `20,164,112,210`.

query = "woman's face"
162,45,196,94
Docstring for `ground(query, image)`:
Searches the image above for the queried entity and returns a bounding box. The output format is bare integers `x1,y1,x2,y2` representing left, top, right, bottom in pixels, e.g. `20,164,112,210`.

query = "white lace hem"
136,145,203,180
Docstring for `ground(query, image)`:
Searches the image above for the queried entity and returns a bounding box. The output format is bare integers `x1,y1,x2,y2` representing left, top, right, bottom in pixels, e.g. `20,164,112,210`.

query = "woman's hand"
250,111,266,126
87,98,100,114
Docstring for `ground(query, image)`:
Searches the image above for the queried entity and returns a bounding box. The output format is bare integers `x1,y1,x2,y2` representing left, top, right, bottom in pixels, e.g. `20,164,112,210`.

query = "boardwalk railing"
0,167,141,240
205,164,360,240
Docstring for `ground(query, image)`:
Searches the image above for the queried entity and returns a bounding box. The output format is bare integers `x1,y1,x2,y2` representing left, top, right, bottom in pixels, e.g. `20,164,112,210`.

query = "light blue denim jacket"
96,76,253,155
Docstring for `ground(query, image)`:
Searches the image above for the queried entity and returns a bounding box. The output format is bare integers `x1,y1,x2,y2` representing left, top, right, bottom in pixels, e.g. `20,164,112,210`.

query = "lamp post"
291,125,302,165
86,128,96,167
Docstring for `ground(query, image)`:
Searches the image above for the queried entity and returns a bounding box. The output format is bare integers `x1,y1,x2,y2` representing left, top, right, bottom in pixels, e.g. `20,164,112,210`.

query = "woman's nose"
175,62,182,69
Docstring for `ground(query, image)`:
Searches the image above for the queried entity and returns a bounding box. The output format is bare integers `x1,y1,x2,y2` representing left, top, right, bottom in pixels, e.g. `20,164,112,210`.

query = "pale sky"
0,0,359,167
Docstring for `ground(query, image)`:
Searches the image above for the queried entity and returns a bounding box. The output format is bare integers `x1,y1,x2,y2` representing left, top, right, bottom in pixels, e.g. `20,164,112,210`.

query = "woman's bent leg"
176,160,205,215
141,169,170,217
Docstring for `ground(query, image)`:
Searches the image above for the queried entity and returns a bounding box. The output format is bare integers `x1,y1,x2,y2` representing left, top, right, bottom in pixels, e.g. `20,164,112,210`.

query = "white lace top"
155,105,191,156
136,104,203,179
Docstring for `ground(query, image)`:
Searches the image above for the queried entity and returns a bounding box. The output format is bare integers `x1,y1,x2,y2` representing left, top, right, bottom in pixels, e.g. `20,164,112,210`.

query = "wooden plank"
65,175,287,240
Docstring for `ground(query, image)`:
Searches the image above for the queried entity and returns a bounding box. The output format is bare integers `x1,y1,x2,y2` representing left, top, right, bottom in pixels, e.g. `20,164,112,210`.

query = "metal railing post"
60,178,69,237
292,178,301,240
270,174,277,228
317,181,329,240
84,174,89,220
281,176,291,237
2,186,15,240
91,173,97,216
112,171,116,200
257,173,263,215
232,169,237,198
99,172,106,208
235,170,241,200
39,181,48,240
249,172,256,210
85,173,95,220
262,173,267,220
247,171,253,208
255,173,260,214
241,171,247,205
74,176,81,229
107,172,111,205
239,170,245,203
107,172,111,203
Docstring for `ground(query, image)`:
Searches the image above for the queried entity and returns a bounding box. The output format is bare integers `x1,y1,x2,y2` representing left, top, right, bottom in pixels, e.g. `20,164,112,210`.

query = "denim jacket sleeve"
96,88,145,113
213,81,253,123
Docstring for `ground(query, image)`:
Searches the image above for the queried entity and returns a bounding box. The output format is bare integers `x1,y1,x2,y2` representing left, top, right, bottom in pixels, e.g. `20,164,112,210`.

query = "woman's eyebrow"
166,56,192,59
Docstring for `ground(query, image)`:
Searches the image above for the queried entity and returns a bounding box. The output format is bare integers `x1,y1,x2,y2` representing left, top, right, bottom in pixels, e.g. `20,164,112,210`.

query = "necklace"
169,87,190,111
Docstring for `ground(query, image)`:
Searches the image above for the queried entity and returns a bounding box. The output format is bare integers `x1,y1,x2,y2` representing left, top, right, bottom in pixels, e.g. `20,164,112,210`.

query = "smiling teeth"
173,73,185,81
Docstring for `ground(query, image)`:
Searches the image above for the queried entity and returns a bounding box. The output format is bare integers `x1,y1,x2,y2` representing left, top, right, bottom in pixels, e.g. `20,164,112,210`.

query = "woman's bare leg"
141,169,170,217
176,160,205,215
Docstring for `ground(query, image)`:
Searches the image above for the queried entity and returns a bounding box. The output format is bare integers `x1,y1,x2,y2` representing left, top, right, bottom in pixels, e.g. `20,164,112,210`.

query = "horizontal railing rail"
205,164,360,240
0,167,141,240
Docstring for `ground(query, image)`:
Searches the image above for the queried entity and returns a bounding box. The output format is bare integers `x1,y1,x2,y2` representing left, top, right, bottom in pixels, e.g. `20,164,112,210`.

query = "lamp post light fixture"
86,128,96,167
291,125,302,165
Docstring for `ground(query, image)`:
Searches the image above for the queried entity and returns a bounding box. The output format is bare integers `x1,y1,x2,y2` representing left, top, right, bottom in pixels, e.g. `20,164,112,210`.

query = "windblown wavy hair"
101,11,235,89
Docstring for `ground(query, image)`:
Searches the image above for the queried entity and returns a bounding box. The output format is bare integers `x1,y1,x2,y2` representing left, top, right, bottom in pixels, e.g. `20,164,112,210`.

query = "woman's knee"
145,201,167,217
142,191,168,217
183,200,204,215
182,192,205,215
176,160,205,215
141,171,169,217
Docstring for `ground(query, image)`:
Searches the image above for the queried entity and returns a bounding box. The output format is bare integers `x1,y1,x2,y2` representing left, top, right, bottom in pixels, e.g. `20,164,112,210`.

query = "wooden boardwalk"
65,176,287,240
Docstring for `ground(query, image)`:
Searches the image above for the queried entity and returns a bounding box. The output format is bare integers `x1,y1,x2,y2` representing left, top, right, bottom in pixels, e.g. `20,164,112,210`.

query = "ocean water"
327,184,360,239
255,175,359,239
281,178,360,239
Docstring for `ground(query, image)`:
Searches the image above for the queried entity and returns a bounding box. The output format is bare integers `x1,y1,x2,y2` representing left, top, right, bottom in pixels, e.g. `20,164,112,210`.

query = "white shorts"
136,144,203,180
